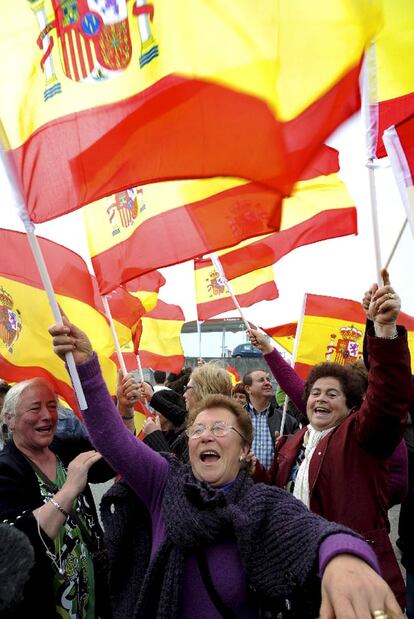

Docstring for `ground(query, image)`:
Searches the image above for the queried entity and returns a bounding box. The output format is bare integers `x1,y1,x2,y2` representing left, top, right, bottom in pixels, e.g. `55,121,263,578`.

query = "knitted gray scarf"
134,459,354,619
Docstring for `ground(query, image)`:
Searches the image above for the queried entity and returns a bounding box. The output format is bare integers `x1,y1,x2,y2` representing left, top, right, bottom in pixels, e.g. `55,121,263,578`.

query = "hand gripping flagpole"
0,130,87,410
208,253,250,331
279,293,307,437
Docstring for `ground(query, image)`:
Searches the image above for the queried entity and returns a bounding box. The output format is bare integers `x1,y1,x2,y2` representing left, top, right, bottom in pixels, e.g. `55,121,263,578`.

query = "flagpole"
361,46,382,285
209,253,250,331
279,293,307,436
0,133,87,410
101,295,128,376
197,320,202,361
384,219,408,270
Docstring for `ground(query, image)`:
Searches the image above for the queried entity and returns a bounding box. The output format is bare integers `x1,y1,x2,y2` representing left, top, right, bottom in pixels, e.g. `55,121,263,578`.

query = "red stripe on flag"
376,93,414,158
264,323,297,338
220,207,357,281
14,63,362,224
197,281,278,321
305,294,366,322
0,357,79,414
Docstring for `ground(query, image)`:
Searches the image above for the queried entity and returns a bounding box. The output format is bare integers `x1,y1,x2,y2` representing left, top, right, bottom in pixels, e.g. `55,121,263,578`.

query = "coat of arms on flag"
0,287,22,353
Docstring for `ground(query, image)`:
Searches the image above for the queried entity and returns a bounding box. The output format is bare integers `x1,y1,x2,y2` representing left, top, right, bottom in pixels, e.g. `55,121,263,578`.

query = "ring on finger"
371,611,388,619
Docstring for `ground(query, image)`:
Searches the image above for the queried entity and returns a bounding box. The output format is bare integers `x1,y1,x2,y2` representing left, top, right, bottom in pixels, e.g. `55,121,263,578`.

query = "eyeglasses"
183,385,193,393
186,421,246,441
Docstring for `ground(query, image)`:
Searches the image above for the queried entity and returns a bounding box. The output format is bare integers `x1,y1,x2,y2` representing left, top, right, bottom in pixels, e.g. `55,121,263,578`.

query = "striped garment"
247,403,274,470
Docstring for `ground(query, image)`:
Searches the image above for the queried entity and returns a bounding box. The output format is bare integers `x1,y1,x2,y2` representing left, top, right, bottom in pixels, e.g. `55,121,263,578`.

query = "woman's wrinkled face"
188,407,249,486
8,383,58,451
306,377,350,431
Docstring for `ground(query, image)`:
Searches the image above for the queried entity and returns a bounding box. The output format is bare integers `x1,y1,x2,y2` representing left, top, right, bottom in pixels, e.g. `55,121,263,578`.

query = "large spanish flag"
84,145,355,292
216,145,358,280
1,1,380,223
131,300,185,374
366,0,414,158
0,229,127,411
294,294,414,379
194,257,278,321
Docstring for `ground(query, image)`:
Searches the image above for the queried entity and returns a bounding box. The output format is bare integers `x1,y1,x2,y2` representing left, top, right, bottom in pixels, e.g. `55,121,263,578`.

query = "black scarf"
134,459,354,619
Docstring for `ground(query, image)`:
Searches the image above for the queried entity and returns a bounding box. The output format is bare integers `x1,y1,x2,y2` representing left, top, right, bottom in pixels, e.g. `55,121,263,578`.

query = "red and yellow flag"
383,113,414,237
130,300,185,374
1,2,380,223
263,323,297,355
294,294,414,379
0,229,128,411
226,365,240,386
366,0,414,158
217,145,357,280
194,257,278,321
106,271,165,329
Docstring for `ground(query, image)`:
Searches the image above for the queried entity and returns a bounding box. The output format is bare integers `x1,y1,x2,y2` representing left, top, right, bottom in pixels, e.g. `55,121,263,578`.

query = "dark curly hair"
303,362,365,410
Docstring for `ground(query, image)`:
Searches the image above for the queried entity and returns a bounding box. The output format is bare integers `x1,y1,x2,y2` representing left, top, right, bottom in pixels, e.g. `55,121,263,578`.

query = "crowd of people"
0,273,412,618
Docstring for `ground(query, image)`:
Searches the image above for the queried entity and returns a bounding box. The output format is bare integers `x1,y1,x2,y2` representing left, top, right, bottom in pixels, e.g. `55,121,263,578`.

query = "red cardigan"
258,329,413,607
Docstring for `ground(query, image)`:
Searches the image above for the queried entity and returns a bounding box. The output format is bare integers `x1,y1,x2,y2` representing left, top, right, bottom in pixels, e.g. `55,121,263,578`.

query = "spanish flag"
263,323,298,355
366,0,414,158
0,229,128,411
83,179,281,294
131,300,185,374
194,258,278,321
106,271,165,329
1,1,380,223
217,145,358,280
383,113,414,238
294,294,414,379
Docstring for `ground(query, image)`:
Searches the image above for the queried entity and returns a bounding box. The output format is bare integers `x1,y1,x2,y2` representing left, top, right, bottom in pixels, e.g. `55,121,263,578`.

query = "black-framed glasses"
186,421,246,441
183,384,193,393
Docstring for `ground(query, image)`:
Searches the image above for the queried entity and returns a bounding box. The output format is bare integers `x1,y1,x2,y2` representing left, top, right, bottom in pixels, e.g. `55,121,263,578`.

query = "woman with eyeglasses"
49,319,403,619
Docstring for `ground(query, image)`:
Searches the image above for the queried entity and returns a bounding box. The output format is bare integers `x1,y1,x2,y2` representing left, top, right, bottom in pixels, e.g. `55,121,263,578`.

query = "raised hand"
247,328,274,354
117,371,140,407
64,450,103,498
368,269,400,335
49,316,93,365
142,415,161,436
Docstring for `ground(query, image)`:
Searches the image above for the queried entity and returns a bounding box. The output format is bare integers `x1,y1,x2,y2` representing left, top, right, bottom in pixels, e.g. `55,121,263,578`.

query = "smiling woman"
0,377,114,618
48,316,405,619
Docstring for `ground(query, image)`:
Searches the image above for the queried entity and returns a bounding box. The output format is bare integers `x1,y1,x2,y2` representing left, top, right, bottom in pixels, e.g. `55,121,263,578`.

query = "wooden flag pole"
0,130,87,410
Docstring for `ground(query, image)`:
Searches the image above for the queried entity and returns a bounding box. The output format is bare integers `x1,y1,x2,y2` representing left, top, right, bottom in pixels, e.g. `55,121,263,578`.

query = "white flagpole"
208,253,250,331
101,295,128,376
361,46,382,285
279,293,307,436
197,320,202,361
0,130,87,410
384,219,408,271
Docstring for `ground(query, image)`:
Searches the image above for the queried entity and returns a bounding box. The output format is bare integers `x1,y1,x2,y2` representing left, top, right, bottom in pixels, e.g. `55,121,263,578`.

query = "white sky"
0,111,413,357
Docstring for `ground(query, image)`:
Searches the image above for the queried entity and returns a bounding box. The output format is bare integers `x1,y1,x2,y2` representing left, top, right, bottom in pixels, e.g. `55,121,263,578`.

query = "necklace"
36,502,65,578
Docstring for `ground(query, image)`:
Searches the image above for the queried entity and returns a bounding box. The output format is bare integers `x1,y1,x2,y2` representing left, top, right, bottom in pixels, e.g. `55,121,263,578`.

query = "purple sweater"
78,355,380,618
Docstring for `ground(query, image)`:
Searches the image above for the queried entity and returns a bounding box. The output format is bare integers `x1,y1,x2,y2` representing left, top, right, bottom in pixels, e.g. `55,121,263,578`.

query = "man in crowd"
243,369,299,469
152,370,171,392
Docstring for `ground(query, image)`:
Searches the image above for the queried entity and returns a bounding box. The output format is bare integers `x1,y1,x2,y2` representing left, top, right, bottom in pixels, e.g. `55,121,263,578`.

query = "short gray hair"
2,378,57,423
